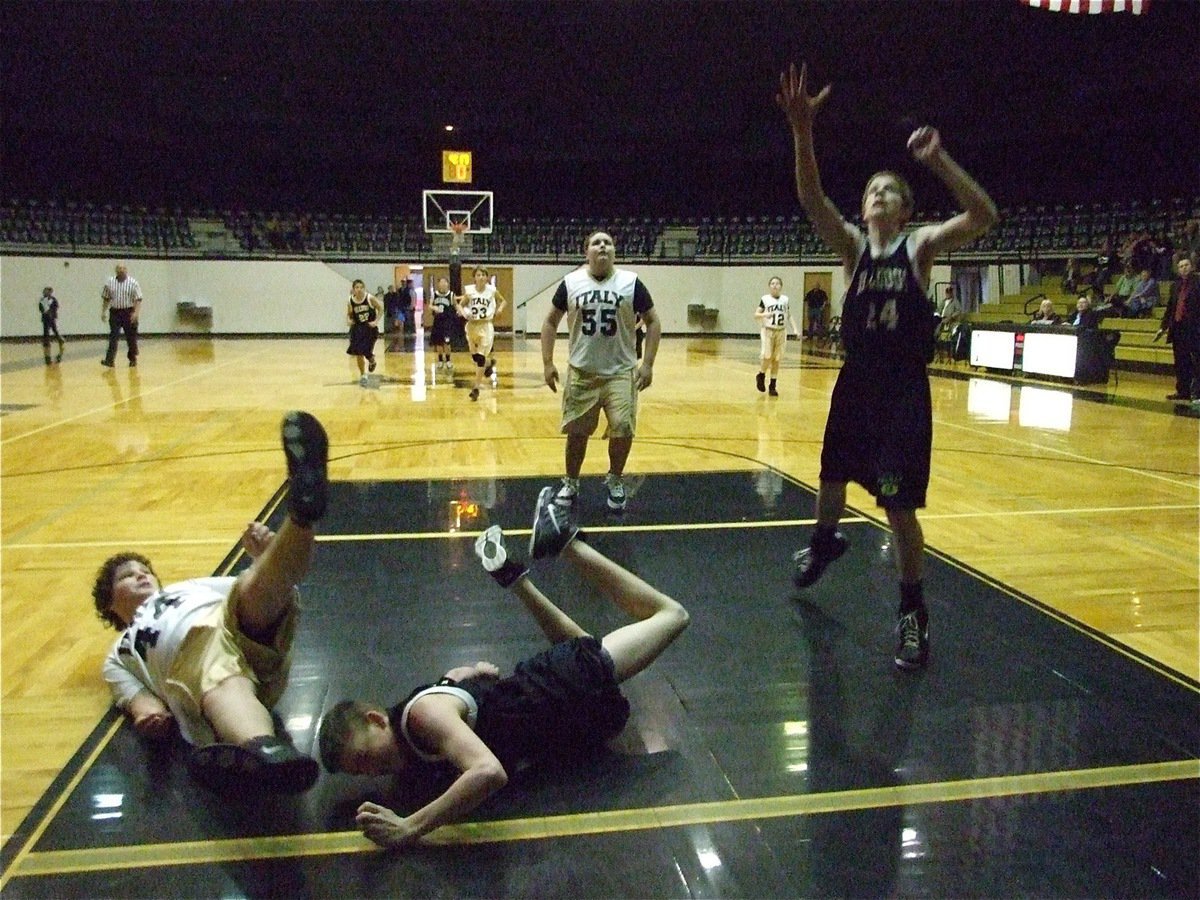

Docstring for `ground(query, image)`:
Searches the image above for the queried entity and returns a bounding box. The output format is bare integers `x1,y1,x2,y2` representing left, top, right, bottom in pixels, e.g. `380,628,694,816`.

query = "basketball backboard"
423,190,494,234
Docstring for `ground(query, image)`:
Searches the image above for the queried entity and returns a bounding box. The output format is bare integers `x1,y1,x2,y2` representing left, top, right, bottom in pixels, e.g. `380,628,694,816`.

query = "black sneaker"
188,736,318,793
756,372,766,393
469,387,480,401
101,358,115,368
281,411,329,526
894,608,930,671
792,531,848,588
529,486,578,559
768,380,778,397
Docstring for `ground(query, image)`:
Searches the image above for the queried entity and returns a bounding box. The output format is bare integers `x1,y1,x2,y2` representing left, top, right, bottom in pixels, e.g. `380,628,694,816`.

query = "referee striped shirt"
102,275,142,309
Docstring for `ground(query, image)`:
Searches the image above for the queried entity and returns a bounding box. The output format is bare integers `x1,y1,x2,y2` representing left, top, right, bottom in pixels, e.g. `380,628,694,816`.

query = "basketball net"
449,222,467,251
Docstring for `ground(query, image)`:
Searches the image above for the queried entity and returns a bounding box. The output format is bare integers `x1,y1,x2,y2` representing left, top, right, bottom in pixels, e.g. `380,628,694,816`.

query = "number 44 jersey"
552,267,653,376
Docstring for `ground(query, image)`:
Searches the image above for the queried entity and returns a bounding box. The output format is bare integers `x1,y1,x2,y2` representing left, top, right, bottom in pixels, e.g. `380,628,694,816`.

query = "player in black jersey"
777,63,998,670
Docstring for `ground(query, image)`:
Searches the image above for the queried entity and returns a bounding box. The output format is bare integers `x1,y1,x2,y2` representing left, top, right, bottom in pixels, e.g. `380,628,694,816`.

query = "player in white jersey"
754,276,800,396
458,266,507,401
777,62,997,671
93,411,330,792
540,231,661,511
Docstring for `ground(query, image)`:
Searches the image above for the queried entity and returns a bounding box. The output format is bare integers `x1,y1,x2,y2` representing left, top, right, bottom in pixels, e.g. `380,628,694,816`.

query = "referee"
101,263,143,367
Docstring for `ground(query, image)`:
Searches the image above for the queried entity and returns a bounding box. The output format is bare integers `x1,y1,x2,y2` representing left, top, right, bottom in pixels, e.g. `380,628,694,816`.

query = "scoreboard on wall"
442,150,473,184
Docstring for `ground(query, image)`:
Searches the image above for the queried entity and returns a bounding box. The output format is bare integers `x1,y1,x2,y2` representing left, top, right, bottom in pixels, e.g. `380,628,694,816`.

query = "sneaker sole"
282,412,329,524
475,525,507,572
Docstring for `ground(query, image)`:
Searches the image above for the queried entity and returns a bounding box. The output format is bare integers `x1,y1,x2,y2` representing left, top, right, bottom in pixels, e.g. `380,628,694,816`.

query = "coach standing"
101,263,142,367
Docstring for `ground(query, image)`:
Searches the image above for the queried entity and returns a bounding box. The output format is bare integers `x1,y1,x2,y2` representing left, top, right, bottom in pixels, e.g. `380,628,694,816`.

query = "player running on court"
458,266,507,401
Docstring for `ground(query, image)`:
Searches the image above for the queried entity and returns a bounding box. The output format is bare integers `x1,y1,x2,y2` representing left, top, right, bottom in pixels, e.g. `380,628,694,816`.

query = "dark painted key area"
4,473,1197,898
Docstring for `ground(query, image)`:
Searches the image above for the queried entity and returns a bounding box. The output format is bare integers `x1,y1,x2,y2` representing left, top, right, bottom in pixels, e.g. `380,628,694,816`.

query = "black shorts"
819,363,932,509
467,636,630,768
431,314,455,345
346,322,378,356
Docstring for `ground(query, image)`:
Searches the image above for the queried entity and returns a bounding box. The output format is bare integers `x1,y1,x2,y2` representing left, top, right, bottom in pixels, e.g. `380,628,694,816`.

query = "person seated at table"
1064,295,1100,329
1029,299,1063,326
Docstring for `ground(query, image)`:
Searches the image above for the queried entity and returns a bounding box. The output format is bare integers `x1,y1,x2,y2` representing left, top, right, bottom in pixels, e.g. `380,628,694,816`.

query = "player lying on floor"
93,411,329,792
318,488,689,848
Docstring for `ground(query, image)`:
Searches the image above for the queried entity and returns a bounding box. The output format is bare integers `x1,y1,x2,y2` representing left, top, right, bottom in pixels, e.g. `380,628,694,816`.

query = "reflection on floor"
3,473,1197,898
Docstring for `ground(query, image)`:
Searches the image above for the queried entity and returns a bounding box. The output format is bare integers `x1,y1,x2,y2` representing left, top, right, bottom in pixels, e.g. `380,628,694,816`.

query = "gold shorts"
465,320,495,358
561,367,638,438
164,582,299,743
760,328,787,364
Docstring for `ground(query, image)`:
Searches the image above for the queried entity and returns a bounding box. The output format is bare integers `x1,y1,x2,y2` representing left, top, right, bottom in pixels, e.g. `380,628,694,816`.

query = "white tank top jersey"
102,577,237,743
759,293,791,330
552,267,653,375
464,284,498,321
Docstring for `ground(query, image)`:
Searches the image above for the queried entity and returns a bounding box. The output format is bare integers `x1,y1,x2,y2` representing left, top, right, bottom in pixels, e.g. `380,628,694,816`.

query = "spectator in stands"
1124,268,1160,318
1029,298,1063,326
1157,254,1200,402
1062,258,1080,295
1183,220,1200,265
938,286,963,330
101,263,142,367
1100,259,1137,317
1064,295,1100,329
39,285,65,364
802,282,829,338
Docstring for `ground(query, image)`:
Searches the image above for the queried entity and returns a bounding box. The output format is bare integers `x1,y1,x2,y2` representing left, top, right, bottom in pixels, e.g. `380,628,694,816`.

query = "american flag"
1019,0,1148,13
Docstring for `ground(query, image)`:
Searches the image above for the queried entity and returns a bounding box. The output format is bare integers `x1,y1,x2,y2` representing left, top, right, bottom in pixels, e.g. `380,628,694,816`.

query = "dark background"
2,0,1197,217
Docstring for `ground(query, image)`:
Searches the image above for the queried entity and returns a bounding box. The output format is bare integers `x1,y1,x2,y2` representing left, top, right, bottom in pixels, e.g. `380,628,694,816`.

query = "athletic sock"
899,581,925,616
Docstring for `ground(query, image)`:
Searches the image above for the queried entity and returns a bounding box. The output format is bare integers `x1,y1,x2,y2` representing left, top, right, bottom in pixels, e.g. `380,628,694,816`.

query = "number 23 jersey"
552,267,653,375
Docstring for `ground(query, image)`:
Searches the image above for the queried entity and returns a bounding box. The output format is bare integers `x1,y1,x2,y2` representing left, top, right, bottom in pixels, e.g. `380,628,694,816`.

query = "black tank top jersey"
350,295,376,325
841,235,935,372
430,290,455,318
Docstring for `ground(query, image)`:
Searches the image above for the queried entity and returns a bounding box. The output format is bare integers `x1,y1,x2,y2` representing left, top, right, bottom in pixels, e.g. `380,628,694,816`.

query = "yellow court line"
10,759,1197,878
311,518,867,543
0,717,125,892
5,497,1195,550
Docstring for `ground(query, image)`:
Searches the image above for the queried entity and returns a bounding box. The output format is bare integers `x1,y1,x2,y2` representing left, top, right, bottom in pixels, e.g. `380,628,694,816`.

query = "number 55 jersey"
552,267,653,375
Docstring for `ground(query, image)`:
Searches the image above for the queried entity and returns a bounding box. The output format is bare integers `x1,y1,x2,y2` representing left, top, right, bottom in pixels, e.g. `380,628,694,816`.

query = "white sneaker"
553,476,579,507
604,473,626,511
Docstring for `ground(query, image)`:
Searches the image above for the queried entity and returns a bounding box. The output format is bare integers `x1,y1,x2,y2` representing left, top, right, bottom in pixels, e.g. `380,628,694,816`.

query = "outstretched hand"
907,126,944,165
775,62,831,132
356,801,419,849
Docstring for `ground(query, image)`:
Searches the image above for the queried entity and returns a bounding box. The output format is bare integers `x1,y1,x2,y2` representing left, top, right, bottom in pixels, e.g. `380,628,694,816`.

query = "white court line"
0,356,247,446
934,415,1199,490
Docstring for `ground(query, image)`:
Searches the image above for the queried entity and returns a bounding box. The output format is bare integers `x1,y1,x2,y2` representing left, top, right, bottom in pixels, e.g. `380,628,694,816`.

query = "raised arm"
907,127,999,269
775,63,858,266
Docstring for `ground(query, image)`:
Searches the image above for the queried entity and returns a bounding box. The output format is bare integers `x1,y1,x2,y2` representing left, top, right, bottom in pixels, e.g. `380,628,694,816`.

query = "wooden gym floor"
1,333,1196,896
